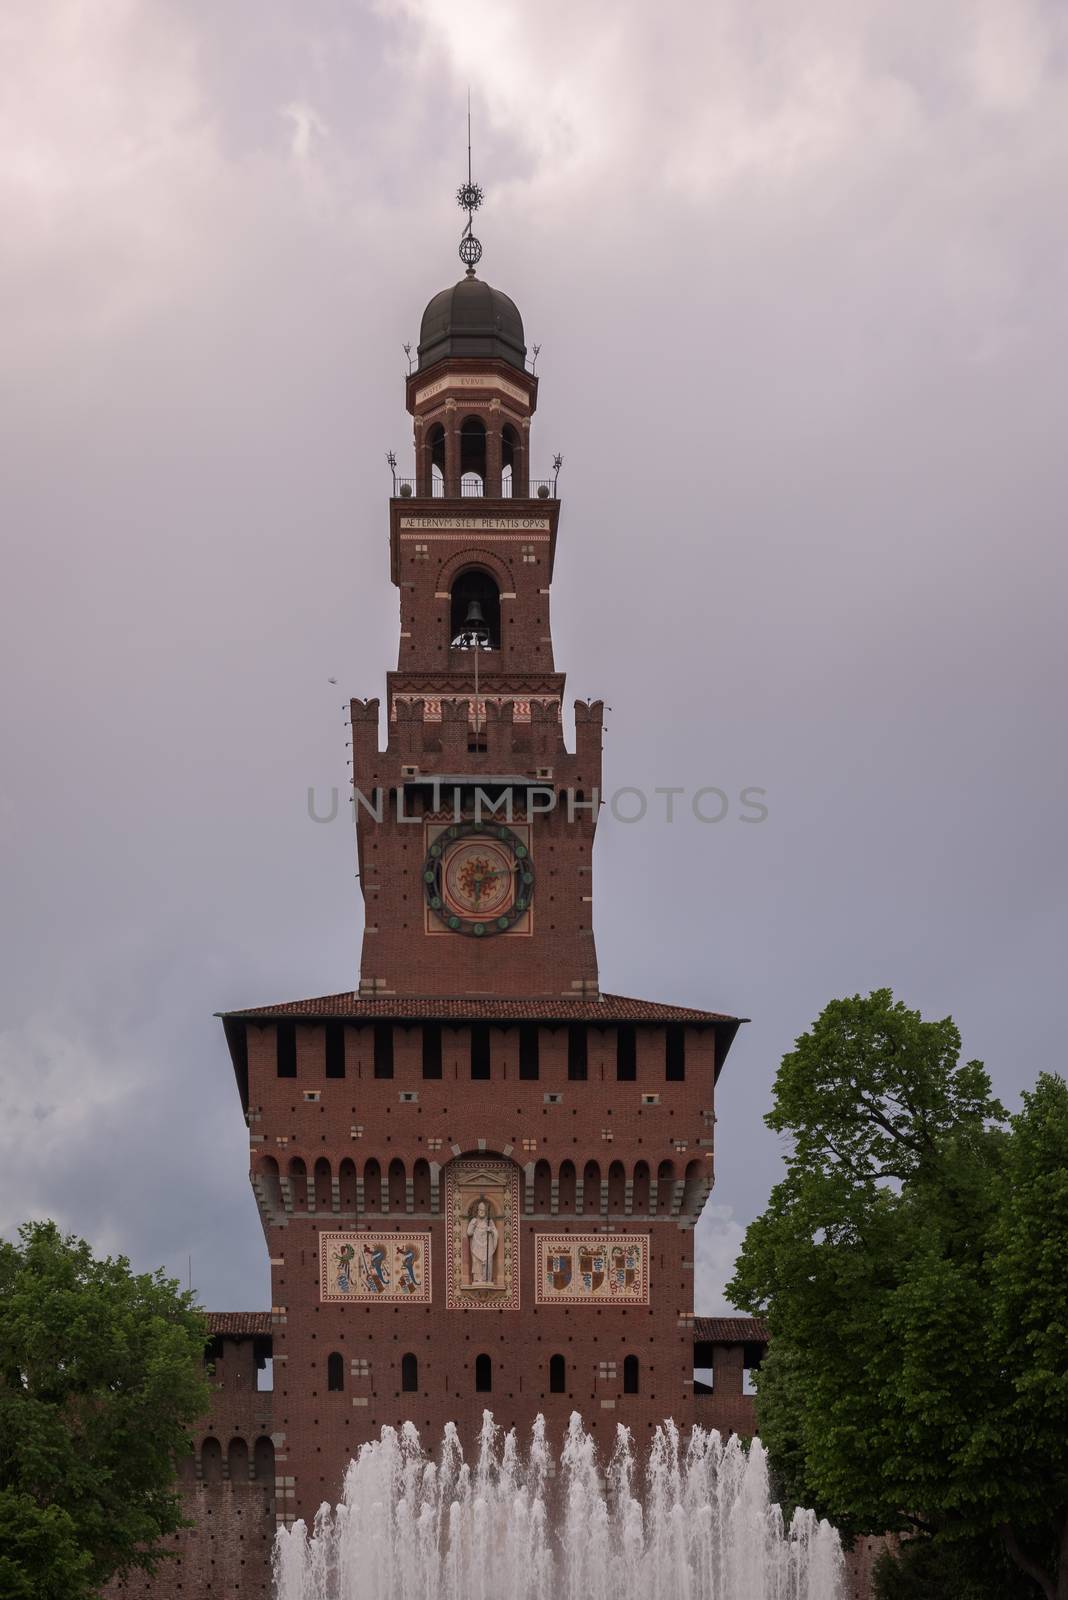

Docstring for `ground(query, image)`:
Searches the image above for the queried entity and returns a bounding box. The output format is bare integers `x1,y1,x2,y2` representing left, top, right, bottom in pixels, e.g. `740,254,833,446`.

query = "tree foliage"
0,1221,210,1595
728,990,1068,1600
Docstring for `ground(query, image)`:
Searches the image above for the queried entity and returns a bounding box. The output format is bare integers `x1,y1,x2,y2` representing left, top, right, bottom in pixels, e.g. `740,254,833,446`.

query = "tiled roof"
219,991,741,1025
205,1312,272,1338
694,1316,769,1344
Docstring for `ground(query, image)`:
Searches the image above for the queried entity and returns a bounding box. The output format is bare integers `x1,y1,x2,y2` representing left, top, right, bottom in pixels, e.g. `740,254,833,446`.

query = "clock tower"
352,267,601,1001
217,183,747,1545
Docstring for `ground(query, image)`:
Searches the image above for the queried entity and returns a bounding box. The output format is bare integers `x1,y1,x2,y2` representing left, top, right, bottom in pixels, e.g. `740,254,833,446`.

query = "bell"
452,598,492,650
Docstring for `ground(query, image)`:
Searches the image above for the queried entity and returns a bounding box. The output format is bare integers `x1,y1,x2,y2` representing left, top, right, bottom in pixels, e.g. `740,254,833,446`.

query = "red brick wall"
351,698,603,999
105,1336,275,1600
243,1018,716,1524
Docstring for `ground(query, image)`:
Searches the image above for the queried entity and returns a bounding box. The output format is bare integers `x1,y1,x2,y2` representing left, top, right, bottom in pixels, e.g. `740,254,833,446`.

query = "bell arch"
450,566,500,650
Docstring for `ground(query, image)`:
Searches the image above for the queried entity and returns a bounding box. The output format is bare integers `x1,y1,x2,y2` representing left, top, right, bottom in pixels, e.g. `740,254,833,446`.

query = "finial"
457,91,483,276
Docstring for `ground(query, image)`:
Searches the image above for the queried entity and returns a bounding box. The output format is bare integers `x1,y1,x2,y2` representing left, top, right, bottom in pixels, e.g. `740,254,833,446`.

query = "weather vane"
457,92,483,275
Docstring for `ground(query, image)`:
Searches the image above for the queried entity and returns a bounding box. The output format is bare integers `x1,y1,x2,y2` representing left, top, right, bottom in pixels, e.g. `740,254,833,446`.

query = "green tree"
0,1221,209,1596
727,990,1068,1600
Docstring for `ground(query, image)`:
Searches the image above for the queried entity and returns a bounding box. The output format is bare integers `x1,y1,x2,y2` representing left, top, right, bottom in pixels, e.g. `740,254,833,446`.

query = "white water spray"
273,1412,843,1600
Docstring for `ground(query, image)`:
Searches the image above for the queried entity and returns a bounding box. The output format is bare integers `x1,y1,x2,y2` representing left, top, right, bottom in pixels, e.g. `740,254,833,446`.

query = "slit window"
567,1025,588,1081
549,1354,566,1394
401,1352,418,1392
422,1023,442,1080
519,1025,540,1080
373,1023,394,1079
616,1025,636,1081
623,1354,639,1394
475,1353,492,1393
327,1352,344,1392
276,1023,296,1079
471,1025,491,1080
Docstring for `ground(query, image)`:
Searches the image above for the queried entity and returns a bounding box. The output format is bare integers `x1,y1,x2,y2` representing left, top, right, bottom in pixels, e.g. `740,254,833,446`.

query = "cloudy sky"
2,0,1066,1317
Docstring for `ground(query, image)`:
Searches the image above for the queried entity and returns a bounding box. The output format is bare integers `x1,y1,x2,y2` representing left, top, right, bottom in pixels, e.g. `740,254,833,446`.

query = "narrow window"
276,1022,296,1078
549,1354,566,1394
471,1024,490,1081
616,1025,636,1081
401,1352,418,1392
327,1352,344,1393
422,1023,442,1080
373,1023,394,1079
567,1024,587,1081
519,1024,540,1080
665,1024,686,1082
325,1022,345,1079
623,1354,639,1394
475,1353,492,1393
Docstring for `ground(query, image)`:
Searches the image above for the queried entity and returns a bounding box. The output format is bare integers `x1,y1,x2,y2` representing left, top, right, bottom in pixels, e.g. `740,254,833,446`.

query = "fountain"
273,1411,843,1600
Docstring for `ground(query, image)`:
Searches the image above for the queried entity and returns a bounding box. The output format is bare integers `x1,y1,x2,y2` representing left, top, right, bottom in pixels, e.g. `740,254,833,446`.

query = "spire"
456,92,484,276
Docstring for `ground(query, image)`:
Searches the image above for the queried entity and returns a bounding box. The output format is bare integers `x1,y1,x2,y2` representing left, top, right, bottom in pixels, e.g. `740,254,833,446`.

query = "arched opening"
363,1158,382,1211
656,1159,676,1215
427,422,445,497
583,1160,601,1215
533,1159,552,1212
683,1159,705,1213
460,416,486,495
401,1352,419,1392
549,1353,566,1394
327,1352,345,1392
287,1157,308,1211
201,1436,223,1484
388,1157,406,1211
558,1160,576,1213
260,1156,283,1220
501,424,520,497
450,568,500,650
607,1160,626,1212
623,1354,640,1394
633,1161,650,1213
338,1157,357,1212
314,1157,332,1212
475,1353,492,1393
252,1435,275,1482
413,1158,432,1212
228,1437,249,1484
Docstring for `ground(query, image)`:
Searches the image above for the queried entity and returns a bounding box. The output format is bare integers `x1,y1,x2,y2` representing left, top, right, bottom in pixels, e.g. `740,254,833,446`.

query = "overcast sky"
2,0,1066,1318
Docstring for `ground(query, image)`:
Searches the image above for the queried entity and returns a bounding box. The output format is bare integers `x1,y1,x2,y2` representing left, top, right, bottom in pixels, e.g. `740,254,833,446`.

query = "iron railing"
391,475,558,501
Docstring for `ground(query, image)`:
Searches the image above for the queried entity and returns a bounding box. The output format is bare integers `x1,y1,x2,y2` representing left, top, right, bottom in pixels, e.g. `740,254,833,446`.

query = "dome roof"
417,276,526,372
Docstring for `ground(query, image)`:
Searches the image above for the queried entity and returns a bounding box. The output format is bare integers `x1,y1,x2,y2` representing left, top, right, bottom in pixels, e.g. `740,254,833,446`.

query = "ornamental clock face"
423,822,534,936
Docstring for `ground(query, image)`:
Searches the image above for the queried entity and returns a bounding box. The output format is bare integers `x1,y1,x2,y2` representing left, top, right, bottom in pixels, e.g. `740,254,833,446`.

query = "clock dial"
424,822,534,936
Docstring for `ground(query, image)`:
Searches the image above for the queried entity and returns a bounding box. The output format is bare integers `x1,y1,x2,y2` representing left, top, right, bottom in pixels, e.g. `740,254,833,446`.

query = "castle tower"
353,270,600,1002
220,222,744,1533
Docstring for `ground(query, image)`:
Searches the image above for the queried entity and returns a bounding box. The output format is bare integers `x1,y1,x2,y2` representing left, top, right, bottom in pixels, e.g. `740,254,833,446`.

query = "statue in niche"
466,1195,498,1286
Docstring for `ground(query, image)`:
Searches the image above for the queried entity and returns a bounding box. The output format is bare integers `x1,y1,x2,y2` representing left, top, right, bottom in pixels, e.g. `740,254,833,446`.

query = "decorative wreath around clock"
423,821,534,937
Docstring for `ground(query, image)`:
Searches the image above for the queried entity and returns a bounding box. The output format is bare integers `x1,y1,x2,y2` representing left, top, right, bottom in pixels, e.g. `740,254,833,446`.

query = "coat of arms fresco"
534,1233,650,1306
318,1231,432,1305
445,1158,520,1311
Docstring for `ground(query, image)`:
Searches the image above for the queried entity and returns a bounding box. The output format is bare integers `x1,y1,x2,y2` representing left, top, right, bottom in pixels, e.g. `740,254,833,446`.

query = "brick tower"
218,243,745,1532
